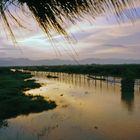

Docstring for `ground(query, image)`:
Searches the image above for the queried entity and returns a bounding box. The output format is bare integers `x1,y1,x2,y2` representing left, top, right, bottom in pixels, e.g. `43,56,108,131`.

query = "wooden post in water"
106,76,108,89
95,76,97,87
100,76,102,88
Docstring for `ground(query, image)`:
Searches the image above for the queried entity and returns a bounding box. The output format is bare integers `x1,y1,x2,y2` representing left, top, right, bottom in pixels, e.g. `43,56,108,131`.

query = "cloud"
0,5,140,60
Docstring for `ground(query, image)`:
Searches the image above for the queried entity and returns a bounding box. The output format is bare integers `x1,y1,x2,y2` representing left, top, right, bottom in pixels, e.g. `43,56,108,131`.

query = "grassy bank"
0,68,56,121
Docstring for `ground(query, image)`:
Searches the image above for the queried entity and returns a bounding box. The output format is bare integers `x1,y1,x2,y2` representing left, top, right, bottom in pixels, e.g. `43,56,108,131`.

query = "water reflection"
121,78,135,112
32,71,120,89
1,71,140,140
31,71,140,112
37,124,59,140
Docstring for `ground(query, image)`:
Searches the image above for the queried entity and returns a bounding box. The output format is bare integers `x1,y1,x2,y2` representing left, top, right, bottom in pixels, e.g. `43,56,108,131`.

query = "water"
0,71,140,140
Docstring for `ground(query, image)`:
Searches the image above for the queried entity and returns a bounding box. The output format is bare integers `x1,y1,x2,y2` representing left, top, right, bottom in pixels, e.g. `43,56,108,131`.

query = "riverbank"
19,64,140,78
0,68,56,121
0,70,139,140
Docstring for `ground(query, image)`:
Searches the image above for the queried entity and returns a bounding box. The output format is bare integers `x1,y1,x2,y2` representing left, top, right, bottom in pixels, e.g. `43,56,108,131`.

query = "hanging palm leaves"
0,0,138,40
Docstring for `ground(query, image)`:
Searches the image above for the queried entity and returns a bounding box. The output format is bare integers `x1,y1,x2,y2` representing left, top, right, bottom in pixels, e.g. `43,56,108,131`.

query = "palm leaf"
0,0,138,40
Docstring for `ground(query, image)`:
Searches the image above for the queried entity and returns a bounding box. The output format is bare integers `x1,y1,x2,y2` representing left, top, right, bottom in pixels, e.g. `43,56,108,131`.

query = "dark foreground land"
0,67,56,127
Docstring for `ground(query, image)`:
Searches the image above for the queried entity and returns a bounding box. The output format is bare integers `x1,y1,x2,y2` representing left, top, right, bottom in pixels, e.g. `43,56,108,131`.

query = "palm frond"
0,0,138,40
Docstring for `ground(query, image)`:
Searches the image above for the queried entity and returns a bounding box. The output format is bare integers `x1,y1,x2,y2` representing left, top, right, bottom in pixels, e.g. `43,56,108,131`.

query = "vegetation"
20,64,140,78
0,67,56,121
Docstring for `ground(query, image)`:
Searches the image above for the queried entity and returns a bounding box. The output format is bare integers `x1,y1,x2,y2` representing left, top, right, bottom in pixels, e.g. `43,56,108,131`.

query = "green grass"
0,68,56,121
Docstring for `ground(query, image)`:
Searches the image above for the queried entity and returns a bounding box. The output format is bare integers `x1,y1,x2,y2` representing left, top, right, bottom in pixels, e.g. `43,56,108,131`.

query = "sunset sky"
0,5,140,61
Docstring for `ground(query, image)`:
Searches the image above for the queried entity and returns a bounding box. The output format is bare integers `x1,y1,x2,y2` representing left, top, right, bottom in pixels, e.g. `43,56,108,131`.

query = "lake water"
0,71,140,140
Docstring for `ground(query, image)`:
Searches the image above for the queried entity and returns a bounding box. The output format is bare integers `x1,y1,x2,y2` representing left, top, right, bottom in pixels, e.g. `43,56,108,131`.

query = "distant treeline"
17,64,140,78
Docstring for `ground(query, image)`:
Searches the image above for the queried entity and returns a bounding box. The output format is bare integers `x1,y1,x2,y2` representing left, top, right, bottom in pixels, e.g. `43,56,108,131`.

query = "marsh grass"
0,68,56,121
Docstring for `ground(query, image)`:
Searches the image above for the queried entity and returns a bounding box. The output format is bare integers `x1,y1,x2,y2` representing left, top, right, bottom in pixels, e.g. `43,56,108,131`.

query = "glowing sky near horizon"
0,6,140,60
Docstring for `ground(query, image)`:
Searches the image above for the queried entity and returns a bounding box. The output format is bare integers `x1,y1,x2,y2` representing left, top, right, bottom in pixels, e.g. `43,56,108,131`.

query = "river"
0,71,140,140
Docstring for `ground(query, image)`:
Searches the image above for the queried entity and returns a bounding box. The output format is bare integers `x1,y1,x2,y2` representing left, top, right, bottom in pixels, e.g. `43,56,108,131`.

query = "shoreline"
0,68,57,122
